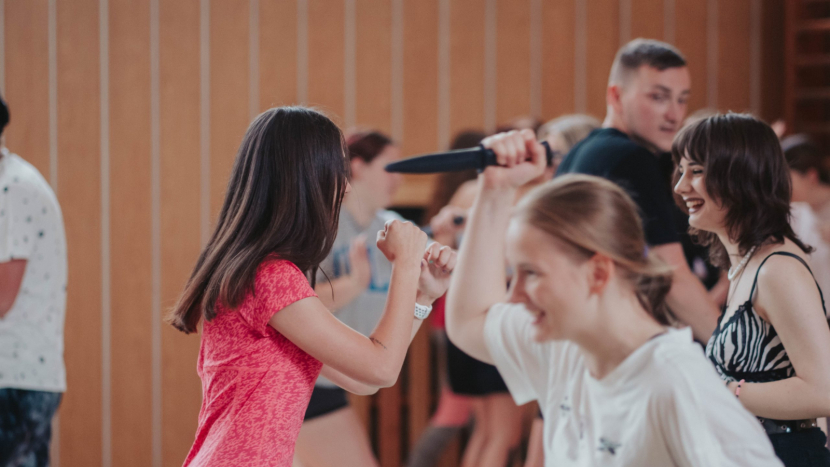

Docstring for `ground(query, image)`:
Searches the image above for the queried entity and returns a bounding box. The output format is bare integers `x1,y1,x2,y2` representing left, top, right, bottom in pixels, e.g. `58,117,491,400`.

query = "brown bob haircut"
671,113,811,269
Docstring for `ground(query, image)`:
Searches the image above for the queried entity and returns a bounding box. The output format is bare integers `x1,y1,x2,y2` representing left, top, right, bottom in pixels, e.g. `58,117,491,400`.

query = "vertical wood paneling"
496,0,531,125
109,0,152,465
4,0,49,175
674,0,708,112
159,0,202,465
407,329,432,448
355,0,392,133
394,0,439,206
717,0,751,113
760,0,784,122
585,0,619,118
209,0,248,220
259,0,297,110
631,0,664,40
377,384,401,467
449,0,485,135
541,0,576,119
307,0,345,124
0,3,787,466
56,0,103,465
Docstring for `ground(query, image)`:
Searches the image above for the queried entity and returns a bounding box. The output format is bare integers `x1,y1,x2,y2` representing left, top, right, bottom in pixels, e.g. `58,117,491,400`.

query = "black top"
706,252,828,385
556,128,679,246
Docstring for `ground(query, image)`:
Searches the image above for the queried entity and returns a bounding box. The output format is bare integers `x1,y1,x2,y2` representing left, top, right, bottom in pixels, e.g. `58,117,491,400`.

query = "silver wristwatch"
414,302,433,320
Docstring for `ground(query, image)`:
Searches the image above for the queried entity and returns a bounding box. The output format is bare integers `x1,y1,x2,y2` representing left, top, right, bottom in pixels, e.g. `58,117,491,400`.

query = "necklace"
727,245,757,281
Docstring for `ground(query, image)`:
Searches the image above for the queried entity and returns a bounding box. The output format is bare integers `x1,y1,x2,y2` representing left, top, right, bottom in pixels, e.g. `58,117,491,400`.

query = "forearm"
733,377,830,420
665,268,719,342
445,185,513,349
326,313,427,395
365,262,422,385
315,275,365,311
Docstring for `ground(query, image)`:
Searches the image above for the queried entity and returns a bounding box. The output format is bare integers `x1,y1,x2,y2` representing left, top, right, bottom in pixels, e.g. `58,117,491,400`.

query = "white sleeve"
483,303,552,405
0,181,39,262
654,363,783,467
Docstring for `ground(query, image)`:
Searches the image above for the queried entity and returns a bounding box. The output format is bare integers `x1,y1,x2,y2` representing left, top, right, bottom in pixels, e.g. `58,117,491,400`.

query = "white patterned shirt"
0,148,67,392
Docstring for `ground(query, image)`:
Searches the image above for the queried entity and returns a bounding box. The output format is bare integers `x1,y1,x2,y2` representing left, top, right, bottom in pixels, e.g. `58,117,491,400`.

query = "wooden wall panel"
4,0,50,176
541,0,576,119
761,0,785,122
209,0,249,220
631,0,664,41
355,0,392,133
159,0,202,465
56,0,103,465
450,0,486,135
308,0,345,124
0,2,785,466
585,0,620,118
259,0,298,110
394,0,439,207
718,0,751,113
496,0,531,125
109,0,153,465
674,0,708,113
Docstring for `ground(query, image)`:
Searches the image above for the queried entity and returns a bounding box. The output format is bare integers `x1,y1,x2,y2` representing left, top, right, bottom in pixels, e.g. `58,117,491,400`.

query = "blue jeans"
0,389,62,467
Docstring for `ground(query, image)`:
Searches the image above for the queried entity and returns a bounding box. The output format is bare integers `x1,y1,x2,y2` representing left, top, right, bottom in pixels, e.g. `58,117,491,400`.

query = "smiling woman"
673,114,830,467
444,129,783,466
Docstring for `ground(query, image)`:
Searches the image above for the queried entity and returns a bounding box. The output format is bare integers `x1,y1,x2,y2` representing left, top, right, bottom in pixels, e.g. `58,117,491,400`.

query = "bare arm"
0,259,26,318
729,256,830,419
320,312,427,395
320,242,458,394
651,243,719,341
445,130,547,364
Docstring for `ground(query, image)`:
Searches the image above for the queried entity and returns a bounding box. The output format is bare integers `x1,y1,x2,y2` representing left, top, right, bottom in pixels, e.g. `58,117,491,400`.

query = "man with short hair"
558,38,719,342
0,95,67,467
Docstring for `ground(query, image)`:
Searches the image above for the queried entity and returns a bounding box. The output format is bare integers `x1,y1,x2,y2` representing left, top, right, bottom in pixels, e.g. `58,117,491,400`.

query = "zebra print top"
706,252,828,384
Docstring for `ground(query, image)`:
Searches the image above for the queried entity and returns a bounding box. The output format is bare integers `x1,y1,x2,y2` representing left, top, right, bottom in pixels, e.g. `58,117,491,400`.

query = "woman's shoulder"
256,257,309,286
753,242,815,286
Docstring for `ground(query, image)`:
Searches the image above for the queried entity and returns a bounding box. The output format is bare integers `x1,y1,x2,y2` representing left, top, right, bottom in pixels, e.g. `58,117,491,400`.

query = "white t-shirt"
483,303,782,467
0,149,67,392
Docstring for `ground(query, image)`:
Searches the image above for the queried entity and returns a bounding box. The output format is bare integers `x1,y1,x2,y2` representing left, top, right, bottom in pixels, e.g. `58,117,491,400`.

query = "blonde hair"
536,114,600,152
513,174,673,324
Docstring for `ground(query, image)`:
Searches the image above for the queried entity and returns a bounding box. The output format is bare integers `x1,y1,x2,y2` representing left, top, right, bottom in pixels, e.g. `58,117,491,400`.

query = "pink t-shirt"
183,258,322,466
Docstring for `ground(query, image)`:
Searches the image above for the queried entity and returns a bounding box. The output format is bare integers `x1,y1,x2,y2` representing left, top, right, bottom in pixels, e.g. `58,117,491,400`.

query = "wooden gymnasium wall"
1,1,783,466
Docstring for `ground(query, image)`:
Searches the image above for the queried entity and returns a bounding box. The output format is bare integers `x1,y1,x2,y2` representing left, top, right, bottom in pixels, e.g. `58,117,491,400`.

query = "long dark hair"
671,113,811,269
168,107,349,333
515,175,673,324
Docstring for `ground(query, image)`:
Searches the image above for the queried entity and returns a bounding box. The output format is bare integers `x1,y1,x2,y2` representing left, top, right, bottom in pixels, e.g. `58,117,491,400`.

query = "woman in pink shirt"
167,107,456,466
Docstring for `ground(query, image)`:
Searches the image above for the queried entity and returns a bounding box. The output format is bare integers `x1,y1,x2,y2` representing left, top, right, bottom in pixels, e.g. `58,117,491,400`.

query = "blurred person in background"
293,130,406,467
0,94,68,467
557,38,720,343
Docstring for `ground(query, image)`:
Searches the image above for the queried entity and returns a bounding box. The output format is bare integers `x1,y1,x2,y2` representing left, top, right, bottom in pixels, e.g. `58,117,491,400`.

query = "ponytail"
634,251,673,325
515,174,674,325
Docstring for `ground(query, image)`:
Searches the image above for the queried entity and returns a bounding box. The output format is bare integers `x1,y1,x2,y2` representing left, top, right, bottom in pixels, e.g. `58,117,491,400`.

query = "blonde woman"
445,130,781,466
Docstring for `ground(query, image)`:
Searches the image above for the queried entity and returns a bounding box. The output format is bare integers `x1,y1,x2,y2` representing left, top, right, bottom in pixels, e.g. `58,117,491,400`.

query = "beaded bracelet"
734,379,745,398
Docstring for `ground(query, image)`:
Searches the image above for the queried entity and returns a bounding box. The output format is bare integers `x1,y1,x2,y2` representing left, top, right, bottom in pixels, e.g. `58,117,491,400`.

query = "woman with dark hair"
293,130,407,467
446,129,780,466
168,107,456,466
674,114,830,466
